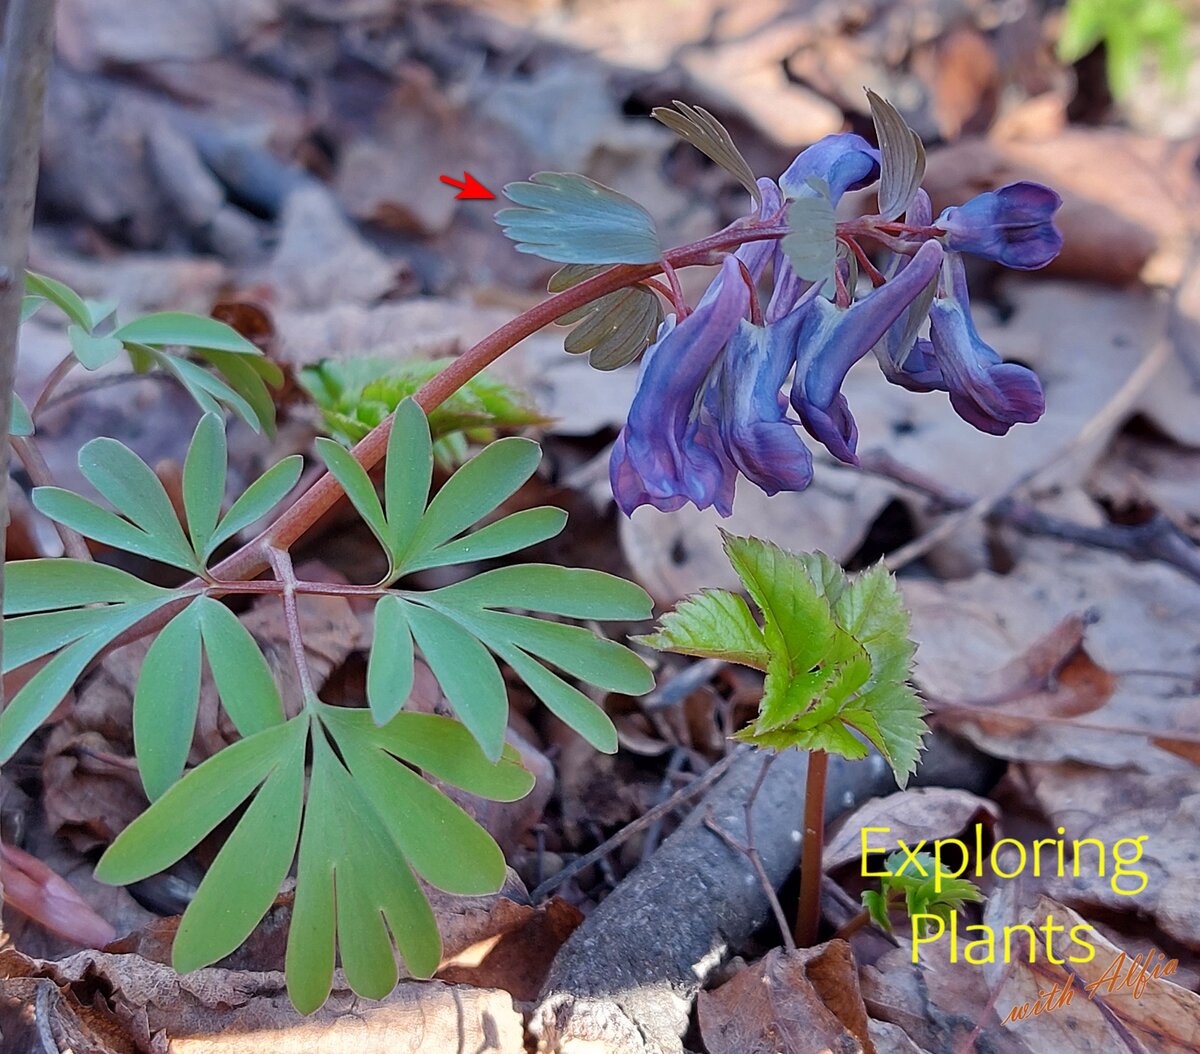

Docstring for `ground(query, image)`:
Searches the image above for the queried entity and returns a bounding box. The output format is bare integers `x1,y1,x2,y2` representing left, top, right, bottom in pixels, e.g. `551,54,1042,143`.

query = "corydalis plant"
495,93,1063,517
3,400,653,1011
640,534,925,945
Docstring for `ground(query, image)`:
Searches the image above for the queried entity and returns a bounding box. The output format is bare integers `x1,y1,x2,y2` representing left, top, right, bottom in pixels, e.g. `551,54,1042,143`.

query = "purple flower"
936,181,1063,271
780,134,880,203
925,253,1045,434
710,314,813,497
609,256,747,515
789,240,945,464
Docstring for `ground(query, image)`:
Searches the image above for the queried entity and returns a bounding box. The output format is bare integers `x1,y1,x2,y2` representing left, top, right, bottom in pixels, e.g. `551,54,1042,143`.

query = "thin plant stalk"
0,0,57,684
795,748,830,947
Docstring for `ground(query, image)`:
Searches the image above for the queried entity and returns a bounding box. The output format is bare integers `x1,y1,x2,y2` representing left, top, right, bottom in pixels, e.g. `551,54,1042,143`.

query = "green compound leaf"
497,172,662,265
25,271,92,330
366,594,414,726
196,596,285,734
641,535,926,785
549,265,664,371
402,436,541,570
77,437,200,571
0,596,175,767
867,90,927,222
4,559,170,614
782,184,837,288
207,455,303,557
134,602,204,801
634,589,769,669
182,414,227,559
404,601,509,761
652,100,761,207
287,729,442,1012
10,394,33,437
68,325,124,370
110,312,261,354
404,506,567,573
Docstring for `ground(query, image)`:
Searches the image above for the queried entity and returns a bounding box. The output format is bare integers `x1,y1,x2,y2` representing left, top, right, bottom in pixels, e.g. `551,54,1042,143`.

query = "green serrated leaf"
652,100,762,206
134,602,203,801
867,90,926,222
173,728,305,971
207,455,302,557
68,325,124,370
299,358,544,457
10,394,33,437
401,436,541,568
25,271,92,330
782,190,837,288
4,559,170,614
367,595,414,725
405,506,567,572
95,718,304,884
497,172,662,264
428,564,652,621
182,414,227,560
637,588,769,669
404,601,509,761
722,533,839,676
384,399,433,562
111,312,260,354
197,597,285,733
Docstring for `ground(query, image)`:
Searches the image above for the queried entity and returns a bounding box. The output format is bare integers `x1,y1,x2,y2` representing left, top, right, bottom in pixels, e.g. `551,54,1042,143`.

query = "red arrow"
440,172,496,200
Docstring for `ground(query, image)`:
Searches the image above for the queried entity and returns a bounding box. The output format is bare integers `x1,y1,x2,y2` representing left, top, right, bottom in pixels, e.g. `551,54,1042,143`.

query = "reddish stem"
97,220,794,655
795,749,829,947
841,237,887,288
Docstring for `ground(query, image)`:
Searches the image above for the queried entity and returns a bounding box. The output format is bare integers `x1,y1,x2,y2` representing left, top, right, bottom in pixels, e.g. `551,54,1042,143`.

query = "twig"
641,657,726,712
0,0,57,687
10,435,91,561
531,746,746,901
703,752,795,952
878,334,1172,573
641,747,688,863
266,546,317,705
860,451,1200,586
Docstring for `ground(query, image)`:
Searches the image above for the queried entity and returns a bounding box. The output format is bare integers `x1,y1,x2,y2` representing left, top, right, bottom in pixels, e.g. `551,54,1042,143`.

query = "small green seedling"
863,850,985,937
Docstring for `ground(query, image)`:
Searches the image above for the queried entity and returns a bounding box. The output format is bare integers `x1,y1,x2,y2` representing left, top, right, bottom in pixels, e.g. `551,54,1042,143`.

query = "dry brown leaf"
699,941,875,1054
1,842,116,950
905,541,1200,769
1024,762,1200,950
931,614,1117,733
982,893,1200,1053
0,946,524,1054
825,788,1000,872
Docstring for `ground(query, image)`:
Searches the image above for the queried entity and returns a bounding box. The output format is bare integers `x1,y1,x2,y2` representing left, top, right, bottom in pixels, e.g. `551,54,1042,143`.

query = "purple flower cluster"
610,135,1062,516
